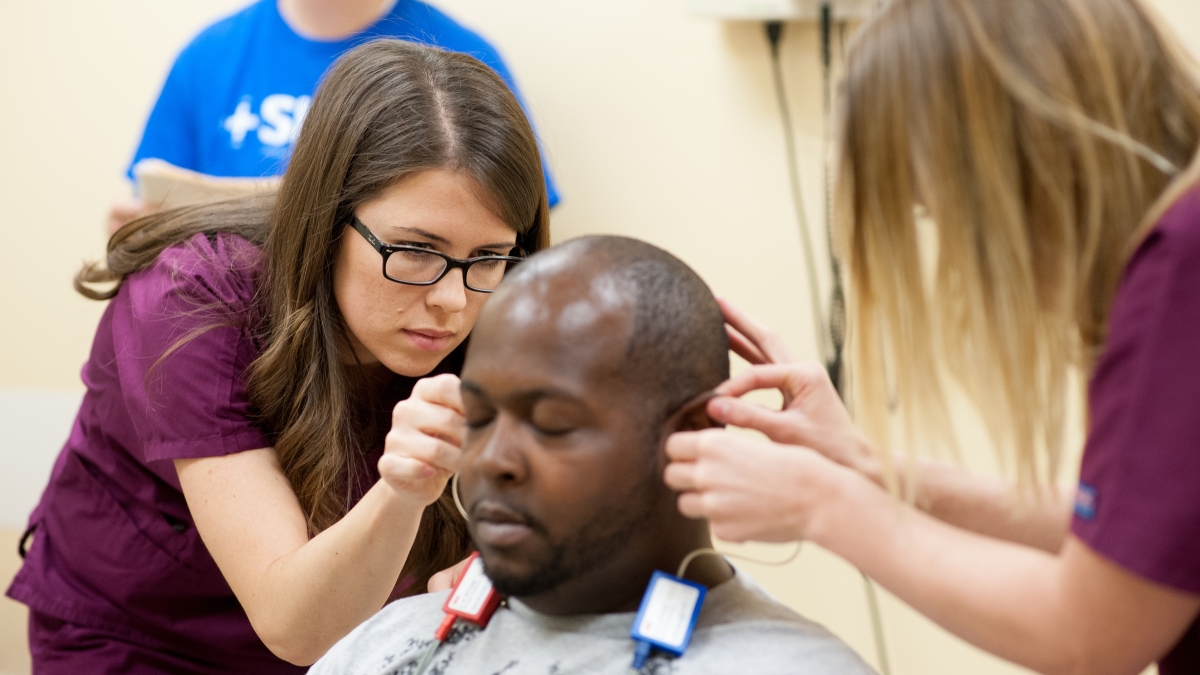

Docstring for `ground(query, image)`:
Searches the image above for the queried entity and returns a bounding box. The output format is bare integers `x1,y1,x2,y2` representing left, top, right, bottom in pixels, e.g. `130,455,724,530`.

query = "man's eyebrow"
461,380,582,403
511,387,583,402
393,226,514,251
462,380,487,397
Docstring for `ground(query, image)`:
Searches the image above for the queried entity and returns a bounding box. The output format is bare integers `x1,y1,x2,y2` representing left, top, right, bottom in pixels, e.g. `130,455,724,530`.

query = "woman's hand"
709,363,882,485
719,296,796,367
664,297,885,542
379,373,466,507
712,297,882,485
663,428,860,543
428,556,471,592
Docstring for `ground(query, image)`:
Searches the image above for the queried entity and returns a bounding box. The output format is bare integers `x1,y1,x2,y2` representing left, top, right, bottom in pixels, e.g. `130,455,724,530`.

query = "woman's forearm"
666,428,1198,674
901,457,1073,553
811,470,1194,675
815,476,1067,671
181,375,468,665
179,449,428,665
249,480,422,665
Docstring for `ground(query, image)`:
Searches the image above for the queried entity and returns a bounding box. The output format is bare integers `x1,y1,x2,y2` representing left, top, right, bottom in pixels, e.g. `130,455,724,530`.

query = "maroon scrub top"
1072,187,1200,674
7,233,461,674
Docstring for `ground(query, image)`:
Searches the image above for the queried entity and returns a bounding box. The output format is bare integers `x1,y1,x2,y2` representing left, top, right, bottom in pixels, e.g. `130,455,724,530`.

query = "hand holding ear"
708,363,883,487
663,428,857,543
379,373,465,507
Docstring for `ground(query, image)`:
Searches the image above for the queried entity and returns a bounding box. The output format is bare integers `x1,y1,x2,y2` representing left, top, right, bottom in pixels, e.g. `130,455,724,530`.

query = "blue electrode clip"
629,571,707,671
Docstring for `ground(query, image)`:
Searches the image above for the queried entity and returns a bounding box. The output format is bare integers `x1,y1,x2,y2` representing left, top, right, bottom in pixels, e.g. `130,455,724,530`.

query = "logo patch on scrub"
1074,483,1098,520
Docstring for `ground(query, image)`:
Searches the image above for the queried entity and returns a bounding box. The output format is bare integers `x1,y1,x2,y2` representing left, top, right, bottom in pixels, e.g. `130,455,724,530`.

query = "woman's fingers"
378,452,455,507
378,454,438,485
381,375,471,505
386,429,462,474
395,374,468,446
727,325,769,365
380,428,462,506
717,296,796,365
665,429,816,542
717,296,769,343
662,459,697,491
707,396,810,446
716,362,827,400
412,373,466,415
716,364,792,398
675,491,709,521
711,363,874,475
393,397,465,446
664,425,717,463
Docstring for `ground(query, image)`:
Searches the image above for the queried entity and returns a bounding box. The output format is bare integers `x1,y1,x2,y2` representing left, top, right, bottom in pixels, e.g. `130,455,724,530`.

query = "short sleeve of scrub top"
1073,187,1200,674
119,232,270,464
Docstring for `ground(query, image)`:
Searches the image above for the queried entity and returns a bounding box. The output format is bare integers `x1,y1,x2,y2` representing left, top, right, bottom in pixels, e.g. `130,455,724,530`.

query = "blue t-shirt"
128,0,560,207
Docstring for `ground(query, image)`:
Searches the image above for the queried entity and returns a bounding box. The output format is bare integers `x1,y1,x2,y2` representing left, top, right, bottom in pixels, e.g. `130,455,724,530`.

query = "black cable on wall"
763,17,891,675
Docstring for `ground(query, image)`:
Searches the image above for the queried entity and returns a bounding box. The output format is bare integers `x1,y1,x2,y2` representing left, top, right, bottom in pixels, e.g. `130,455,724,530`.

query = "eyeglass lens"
385,249,511,290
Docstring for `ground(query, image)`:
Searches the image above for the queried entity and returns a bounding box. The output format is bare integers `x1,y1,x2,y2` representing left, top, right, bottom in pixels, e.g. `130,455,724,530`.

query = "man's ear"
667,393,724,433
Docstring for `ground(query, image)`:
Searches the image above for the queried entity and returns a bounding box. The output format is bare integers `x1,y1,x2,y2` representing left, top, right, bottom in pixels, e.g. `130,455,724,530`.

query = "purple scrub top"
1072,187,1200,674
7,233,462,674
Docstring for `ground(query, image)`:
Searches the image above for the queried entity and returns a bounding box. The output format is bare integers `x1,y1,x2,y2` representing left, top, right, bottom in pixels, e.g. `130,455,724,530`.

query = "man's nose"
472,414,528,486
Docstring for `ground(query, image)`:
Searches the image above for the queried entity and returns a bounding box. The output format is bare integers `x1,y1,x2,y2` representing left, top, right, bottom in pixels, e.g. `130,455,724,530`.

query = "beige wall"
3,1,1199,673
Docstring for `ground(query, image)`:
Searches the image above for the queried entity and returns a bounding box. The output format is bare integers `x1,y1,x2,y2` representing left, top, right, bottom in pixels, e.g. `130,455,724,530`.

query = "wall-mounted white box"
687,0,877,20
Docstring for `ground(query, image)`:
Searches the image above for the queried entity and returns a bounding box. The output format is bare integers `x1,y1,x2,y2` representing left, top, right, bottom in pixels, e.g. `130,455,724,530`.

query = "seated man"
311,236,874,674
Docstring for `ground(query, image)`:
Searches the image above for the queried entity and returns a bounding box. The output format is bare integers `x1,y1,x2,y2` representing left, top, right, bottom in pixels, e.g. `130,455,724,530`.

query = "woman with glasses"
665,1,1200,673
7,40,547,675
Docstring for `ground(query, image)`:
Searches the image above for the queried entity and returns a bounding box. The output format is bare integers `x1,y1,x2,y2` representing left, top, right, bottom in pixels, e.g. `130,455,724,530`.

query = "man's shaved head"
497,235,729,429
458,235,732,614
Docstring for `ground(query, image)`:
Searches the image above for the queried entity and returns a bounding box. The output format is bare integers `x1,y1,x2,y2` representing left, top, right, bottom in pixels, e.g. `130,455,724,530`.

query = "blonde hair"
835,0,1200,490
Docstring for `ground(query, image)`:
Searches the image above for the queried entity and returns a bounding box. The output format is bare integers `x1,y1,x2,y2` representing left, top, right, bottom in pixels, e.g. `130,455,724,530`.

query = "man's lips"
472,500,537,548
402,328,455,352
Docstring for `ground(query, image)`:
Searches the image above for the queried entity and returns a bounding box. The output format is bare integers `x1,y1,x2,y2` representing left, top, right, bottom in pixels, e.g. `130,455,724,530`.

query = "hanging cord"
766,20,830,364
766,16,891,675
675,543,802,580
863,569,892,675
820,4,848,398
452,472,469,520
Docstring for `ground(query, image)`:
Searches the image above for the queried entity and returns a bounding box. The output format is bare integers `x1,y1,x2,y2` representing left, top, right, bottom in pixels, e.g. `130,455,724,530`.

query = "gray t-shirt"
311,569,876,675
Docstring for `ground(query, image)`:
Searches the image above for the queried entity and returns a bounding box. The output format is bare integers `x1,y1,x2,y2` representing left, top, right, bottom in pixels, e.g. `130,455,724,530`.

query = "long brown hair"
77,40,550,590
835,0,1200,490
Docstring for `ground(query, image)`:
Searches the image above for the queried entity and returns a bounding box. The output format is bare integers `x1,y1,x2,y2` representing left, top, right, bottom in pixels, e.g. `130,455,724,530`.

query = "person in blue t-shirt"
108,0,560,231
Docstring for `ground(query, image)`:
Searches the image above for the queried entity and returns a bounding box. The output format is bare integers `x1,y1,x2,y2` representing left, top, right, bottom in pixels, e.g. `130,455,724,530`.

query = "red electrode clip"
415,552,505,675
435,551,503,639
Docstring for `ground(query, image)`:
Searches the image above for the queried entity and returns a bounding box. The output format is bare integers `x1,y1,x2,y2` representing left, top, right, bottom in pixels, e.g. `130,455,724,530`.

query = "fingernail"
710,398,730,416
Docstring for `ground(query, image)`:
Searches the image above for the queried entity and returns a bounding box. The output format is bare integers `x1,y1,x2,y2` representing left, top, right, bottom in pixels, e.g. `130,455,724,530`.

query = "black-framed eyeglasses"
350,217,524,293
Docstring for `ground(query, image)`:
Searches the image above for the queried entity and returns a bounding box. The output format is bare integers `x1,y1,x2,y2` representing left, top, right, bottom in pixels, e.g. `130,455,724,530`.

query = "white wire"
452,473,469,521
675,543,802,580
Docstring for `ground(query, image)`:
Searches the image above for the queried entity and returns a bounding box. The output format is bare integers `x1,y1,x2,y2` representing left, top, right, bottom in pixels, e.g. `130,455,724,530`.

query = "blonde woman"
664,1,1200,673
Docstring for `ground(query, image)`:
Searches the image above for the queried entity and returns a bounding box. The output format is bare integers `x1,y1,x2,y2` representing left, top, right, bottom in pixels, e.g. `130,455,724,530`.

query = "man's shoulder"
685,570,877,674
311,590,449,674
353,588,449,637
313,573,876,675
